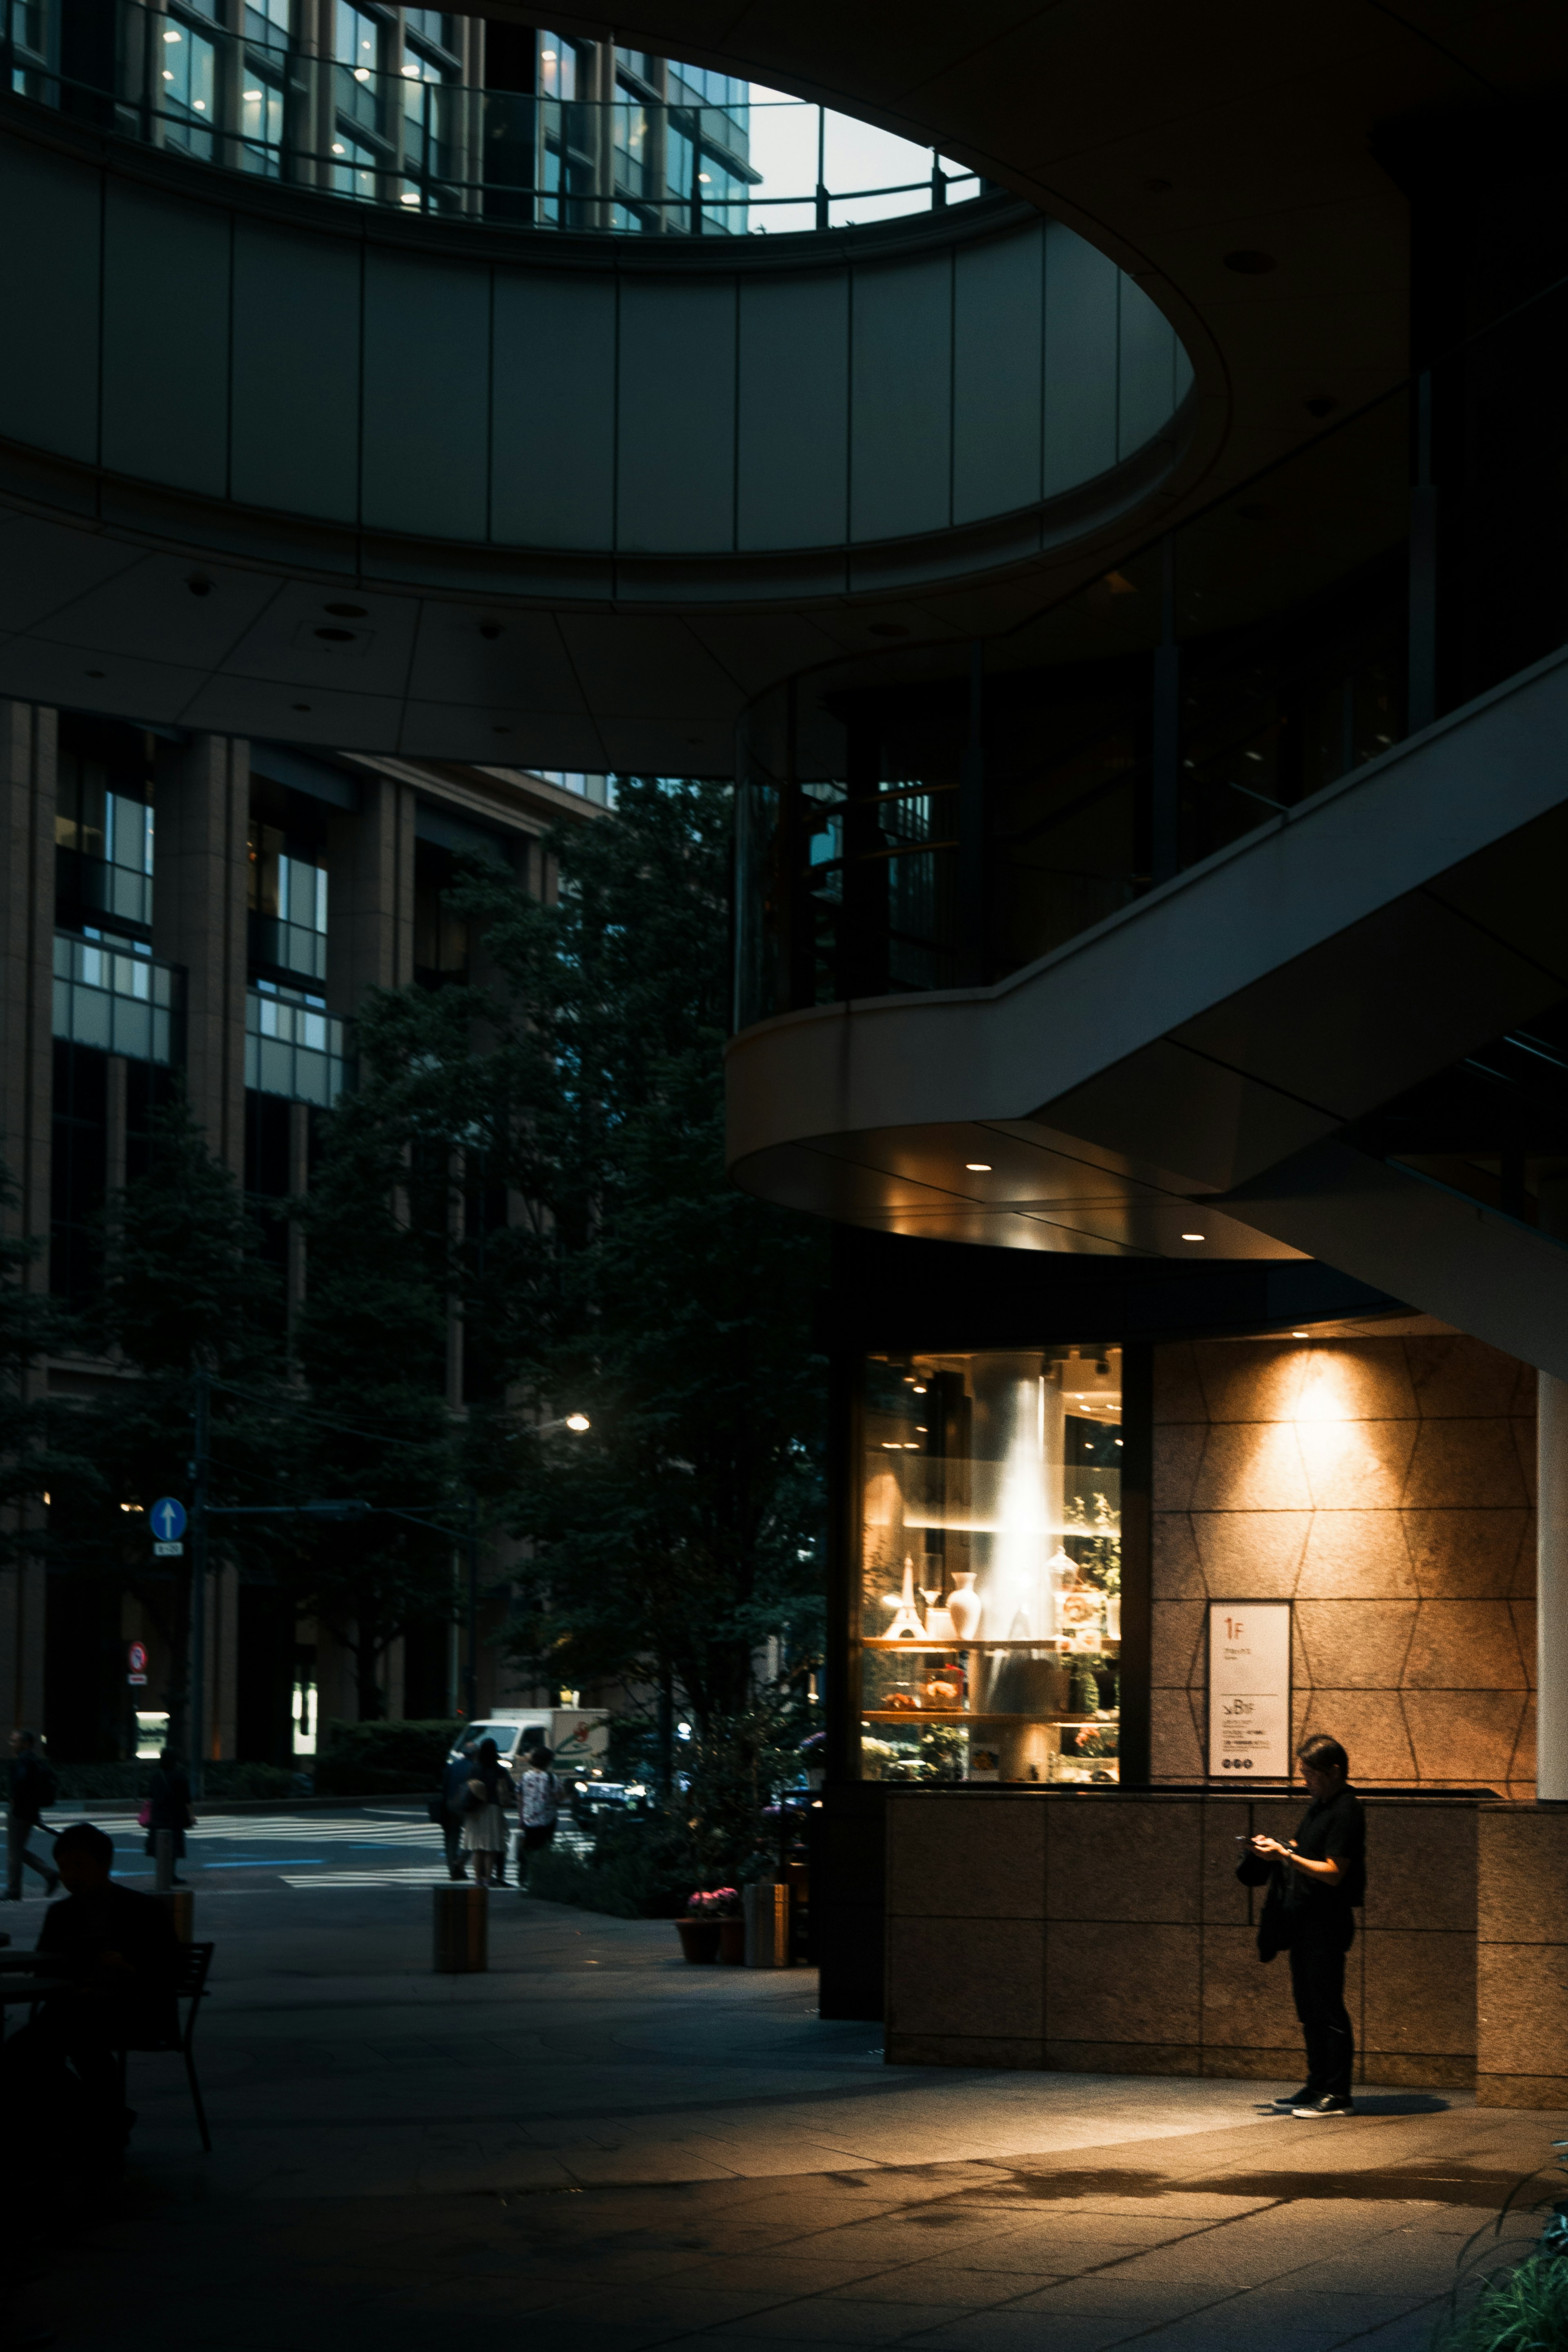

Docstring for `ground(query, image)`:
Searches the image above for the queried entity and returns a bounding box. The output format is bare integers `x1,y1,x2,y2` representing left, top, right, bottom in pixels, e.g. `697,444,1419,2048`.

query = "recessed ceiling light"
1180,1232,1205,1242
966,1162,992,1172
1292,1329,1310,1338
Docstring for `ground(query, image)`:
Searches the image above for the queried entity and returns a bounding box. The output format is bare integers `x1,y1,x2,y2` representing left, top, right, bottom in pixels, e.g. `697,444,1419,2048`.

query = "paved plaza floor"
8,1808,1565,2351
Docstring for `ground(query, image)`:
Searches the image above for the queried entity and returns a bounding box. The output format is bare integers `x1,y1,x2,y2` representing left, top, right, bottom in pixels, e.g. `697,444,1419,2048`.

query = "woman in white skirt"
461,1737,515,1887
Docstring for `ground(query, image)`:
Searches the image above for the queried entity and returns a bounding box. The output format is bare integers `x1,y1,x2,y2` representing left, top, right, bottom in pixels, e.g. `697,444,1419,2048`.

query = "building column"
152,732,249,1175
326,773,416,1014
0,702,55,1734
1539,1175,1568,1801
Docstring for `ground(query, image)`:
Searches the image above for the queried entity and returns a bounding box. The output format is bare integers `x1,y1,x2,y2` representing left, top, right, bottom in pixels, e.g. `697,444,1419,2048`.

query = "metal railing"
4,2,982,234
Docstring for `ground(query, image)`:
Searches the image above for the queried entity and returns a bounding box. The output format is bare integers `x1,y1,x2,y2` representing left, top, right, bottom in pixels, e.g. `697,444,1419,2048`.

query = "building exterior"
6,0,1568,2087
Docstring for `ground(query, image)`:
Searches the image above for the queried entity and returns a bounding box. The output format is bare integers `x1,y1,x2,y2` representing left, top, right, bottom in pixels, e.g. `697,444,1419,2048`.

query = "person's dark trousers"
517,1822,555,1888
6,1812,51,1900
441,1812,468,1879
1289,1929,1354,2099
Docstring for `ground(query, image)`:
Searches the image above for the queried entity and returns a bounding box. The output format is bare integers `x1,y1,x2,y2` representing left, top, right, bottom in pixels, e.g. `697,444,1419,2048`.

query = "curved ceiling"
2,6,1562,764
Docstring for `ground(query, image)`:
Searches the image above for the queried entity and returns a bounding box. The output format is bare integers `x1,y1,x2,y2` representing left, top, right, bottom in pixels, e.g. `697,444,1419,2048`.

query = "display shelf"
862,1708,1105,1726
864,1636,1120,1653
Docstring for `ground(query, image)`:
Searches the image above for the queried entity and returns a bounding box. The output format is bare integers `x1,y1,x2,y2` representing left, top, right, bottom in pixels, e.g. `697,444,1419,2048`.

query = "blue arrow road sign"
150,1497,187,1543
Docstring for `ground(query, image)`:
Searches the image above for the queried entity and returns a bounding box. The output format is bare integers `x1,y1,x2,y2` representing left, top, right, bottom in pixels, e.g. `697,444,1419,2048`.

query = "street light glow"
565,1412,590,1431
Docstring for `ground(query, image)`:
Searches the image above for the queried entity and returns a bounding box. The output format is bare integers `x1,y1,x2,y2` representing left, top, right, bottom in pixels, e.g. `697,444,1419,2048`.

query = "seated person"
1,1821,179,2162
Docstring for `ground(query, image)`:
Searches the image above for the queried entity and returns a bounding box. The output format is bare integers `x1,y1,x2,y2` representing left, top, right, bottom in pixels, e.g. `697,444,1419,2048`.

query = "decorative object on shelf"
923,1601,958,1640
886,1688,920,1710
920,1663,965,1705
1060,1587,1105,1651
883,1556,926,1640
968,1743,1001,1781
947,1571,983,1640
1106,1592,1122,1641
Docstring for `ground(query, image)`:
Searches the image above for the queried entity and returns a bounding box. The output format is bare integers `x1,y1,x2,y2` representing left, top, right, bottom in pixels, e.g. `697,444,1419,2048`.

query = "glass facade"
56,741,155,932
245,981,348,1107
857,1349,1122,1785
52,934,178,1064
248,822,328,981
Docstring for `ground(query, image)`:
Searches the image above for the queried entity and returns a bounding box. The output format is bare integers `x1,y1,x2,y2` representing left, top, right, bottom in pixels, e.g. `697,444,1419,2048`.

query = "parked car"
445,1709,610,1777
570,1778,651,1823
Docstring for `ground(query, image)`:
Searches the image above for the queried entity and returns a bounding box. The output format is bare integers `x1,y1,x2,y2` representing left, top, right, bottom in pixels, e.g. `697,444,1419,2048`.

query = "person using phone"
1238,1732,1365,2118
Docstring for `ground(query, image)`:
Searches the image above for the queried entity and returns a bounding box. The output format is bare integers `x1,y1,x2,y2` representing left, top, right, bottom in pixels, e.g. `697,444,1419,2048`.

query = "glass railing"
53,932,180,1064
3,3,982,235
735,266,1568,1028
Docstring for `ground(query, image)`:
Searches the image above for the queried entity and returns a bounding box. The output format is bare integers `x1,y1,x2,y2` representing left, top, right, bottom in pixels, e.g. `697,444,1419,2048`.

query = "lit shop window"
858,1348,1123,1785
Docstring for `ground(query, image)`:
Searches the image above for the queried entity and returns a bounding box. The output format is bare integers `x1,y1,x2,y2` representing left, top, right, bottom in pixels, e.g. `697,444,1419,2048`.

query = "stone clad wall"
882,1788,1479,2085
1151,1334,1537,1797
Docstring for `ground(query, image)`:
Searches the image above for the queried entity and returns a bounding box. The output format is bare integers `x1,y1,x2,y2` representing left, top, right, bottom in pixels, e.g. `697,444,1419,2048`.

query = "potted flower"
676,1886,742,1963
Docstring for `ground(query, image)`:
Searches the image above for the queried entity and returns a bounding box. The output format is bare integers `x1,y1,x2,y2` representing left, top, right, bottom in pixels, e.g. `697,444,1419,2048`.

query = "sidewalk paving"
14,1879,1564,2351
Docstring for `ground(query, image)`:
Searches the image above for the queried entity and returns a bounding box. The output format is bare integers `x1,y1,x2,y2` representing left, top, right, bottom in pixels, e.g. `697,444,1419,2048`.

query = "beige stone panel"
1477,1944,1568,2082
1296,1601,1417,1690
1150,1599,1205,1689
1295,1690,1416,1783
1296,1512,1416,1599
1510,1695,1537,1784
1200,1923,1297,2049
1403,1420,1531,1509
1291,1610,1312,1692
1510,1598,1537,1688
1190,1509,1310,1596
1153,1343,1205,1425
1402,1599,1528,1690
1045,1921,1200,2045
1362,1930,1477,2058
1297,1417,1417,1511
1407,1334,1525,1419
1152,1512,1206,1599
1200,1798,1254,1923
1477,1805,1568,1943
886,1915,1045,2041
1150,1687,1202,1780
1046,1799,1201,1924
1153,1423,1206,1511
886,1793,1043,1920
1510,1514,1537,1598
1512,1418,1538,1507
887,2033,1043,2068
1402,1507,1528,1599
1403,1690,1525,1783
1296,1340,1418,1424
1192,1340,1308,1423
1363,1803,1477,1933
1190,1421,1311,1512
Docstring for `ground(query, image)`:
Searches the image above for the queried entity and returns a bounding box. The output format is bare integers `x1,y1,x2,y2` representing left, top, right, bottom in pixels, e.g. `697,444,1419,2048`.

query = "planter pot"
717,1917,747,1965
676,1919,720,1963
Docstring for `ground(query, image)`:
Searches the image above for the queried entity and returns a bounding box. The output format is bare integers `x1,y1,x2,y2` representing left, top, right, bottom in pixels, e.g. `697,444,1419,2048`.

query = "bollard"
154,1828,174,1893
744,1878,791,1968
432,1881,487,1973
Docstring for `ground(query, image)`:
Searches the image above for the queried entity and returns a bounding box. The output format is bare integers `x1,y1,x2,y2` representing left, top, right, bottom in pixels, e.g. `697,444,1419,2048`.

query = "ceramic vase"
948,1571,983,1641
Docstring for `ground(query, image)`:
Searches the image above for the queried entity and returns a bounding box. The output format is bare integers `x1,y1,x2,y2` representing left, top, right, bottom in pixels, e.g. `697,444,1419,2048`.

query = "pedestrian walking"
515,1747,560,1893
142,1749,193,1886
436,1736,478,1879
1239,1732,1366,2118
461,1738,515,1888
4,1730,59,1902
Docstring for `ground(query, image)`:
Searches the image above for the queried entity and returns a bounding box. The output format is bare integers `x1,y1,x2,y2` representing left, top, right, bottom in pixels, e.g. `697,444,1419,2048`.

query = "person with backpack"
5,1729,60,1902
515,1746,560,1893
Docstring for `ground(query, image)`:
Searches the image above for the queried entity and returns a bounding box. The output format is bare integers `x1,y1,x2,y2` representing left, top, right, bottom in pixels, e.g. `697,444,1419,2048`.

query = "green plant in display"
1063,1488,1120,1594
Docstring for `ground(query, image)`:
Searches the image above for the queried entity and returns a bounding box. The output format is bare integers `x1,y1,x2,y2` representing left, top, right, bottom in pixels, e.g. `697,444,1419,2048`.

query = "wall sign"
1206,1601,1293,1781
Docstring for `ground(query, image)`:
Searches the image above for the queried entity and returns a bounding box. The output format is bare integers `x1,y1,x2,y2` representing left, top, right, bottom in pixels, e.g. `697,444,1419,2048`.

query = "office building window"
245,982,348,1107
52,934,178,1066
248,821,328,982
161,10,218,159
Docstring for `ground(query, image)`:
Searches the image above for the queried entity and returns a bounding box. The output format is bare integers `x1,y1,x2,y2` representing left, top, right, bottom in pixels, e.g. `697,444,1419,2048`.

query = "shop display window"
857,1348,1122,1784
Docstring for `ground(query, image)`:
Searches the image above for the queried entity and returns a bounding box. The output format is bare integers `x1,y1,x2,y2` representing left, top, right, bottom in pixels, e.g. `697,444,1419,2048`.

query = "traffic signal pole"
187,1362,210,1800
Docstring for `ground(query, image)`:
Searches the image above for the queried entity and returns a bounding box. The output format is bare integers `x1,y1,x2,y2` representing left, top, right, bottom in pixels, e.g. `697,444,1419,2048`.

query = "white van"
447,1708,610,1776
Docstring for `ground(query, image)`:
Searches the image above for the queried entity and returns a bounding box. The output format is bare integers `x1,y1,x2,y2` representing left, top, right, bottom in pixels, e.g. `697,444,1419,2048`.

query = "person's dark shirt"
37,1881,180,2039
8,1752,42,1824
1283,1781,1365,1922
146,1766,189,1831
441,1752,477,1813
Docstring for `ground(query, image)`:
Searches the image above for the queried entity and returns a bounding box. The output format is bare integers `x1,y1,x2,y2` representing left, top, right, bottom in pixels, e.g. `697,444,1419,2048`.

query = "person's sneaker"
1270,2086,1313,2109
1293,2093,1354,2117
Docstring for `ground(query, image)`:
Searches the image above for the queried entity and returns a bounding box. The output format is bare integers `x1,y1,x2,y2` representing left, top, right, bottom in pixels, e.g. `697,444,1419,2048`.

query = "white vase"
948,1571,983,1641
